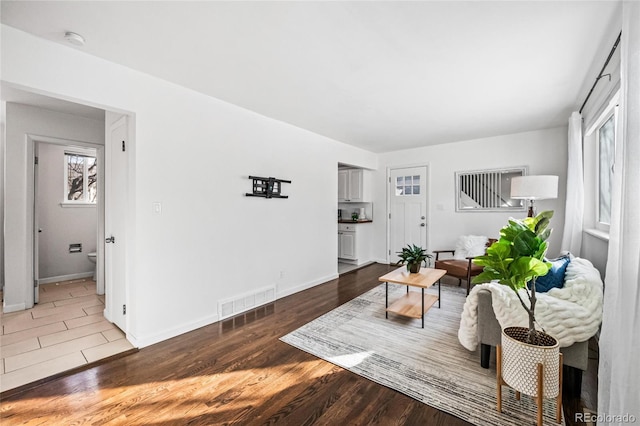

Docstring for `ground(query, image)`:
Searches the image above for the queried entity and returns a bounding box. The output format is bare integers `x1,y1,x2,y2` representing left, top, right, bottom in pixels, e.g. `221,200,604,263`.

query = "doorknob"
421,216,426,220
106,236,115,244
38,228,43,233
420,223,426,227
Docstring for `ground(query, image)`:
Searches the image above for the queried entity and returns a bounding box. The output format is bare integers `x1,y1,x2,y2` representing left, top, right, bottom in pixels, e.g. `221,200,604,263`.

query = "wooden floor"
0,264,595,425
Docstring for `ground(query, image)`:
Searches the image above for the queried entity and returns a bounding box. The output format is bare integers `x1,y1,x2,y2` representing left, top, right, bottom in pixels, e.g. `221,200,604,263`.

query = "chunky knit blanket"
458,257,604,350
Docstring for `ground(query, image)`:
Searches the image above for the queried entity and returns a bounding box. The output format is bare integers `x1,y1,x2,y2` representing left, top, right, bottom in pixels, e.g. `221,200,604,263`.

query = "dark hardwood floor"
0,264,595,425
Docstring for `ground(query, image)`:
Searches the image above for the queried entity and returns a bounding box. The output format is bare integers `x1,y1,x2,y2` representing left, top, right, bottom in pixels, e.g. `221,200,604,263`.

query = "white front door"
105,116,128,331
389,166,428,264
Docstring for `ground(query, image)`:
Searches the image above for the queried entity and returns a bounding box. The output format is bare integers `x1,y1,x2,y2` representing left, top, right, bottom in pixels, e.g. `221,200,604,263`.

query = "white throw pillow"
453,235,489,260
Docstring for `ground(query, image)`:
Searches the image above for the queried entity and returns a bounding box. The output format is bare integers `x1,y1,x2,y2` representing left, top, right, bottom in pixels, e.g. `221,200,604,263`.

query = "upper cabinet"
338,168,370,202
338,170,349,201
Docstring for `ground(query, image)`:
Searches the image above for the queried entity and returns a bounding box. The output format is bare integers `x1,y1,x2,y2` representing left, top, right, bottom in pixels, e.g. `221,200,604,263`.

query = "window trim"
590,98,618,234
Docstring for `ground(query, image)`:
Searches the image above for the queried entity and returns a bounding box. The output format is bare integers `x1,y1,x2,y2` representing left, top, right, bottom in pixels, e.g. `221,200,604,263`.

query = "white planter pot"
501,326,560,398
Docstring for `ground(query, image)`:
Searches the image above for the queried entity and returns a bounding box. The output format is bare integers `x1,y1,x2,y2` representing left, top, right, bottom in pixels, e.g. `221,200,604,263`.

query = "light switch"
152,202,162,215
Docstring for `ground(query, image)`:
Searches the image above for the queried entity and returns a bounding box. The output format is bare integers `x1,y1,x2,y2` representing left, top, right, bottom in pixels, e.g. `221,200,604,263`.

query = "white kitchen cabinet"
338,170,349,201
338,168,368,202
338,223,372,263
348,169,363,201
338,230,356,260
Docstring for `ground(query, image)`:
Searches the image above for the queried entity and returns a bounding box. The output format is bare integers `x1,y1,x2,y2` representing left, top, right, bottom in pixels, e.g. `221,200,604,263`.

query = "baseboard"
3,302,27,313
39,272,94,285
131,312,220,348
277,273,339,300
127,272,338,348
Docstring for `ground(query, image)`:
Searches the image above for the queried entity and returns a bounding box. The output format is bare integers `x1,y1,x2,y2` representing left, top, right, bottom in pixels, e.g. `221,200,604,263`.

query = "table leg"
385,282,388,319
406,285,409,294
438,278,441,308
421,288,424,328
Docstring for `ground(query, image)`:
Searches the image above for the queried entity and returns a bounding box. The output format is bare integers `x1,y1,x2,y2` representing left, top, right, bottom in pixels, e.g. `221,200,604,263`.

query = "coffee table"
378,267,447,328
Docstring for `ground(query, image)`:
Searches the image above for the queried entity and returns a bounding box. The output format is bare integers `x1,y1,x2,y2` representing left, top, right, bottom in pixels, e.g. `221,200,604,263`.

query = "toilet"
88,252,97,281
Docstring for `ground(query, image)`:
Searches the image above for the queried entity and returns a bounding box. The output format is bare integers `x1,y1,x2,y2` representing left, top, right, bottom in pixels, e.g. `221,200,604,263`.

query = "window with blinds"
455,168,527,212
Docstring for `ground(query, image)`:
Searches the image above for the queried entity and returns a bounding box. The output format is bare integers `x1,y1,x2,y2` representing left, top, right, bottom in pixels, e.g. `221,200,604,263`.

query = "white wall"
1,25,377,346
37,143,98,280
372,127,569,261
4,102,104,311
1,101,5,291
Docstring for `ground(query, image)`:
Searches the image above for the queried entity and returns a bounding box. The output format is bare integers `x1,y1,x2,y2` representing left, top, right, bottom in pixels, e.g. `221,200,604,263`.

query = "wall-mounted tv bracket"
246,176,291,199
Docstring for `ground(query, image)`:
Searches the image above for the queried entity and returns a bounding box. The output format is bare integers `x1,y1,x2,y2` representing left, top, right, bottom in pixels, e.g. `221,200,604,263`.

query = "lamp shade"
510,175,558,200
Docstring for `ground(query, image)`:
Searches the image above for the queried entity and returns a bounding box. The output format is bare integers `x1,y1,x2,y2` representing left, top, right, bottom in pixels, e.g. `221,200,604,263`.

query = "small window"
597,113,616,230
64,152,97,204
396,175,421,197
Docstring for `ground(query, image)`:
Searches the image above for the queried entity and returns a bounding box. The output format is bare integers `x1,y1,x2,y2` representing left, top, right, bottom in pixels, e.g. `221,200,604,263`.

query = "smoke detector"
64,31,85,46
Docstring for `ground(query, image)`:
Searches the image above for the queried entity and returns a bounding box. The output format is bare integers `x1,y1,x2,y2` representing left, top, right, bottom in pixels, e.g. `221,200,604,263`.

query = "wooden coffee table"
379,267,447,328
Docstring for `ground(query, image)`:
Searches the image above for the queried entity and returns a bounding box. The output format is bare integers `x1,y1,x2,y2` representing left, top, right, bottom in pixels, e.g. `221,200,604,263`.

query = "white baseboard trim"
277,273,339,300
127,272,341,348
3,302,27,313
39,272,94,285
131,312,220,348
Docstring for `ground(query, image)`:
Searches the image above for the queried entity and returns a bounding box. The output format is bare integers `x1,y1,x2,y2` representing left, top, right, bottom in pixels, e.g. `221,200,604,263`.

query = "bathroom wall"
37,143,98,281
3,101,104,311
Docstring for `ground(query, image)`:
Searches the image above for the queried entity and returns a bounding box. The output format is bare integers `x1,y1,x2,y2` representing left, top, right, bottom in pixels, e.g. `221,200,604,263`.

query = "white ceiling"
0,1,620,153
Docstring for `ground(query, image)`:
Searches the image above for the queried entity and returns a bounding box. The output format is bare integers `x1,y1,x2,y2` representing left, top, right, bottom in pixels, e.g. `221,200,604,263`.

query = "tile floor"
0,278,134,392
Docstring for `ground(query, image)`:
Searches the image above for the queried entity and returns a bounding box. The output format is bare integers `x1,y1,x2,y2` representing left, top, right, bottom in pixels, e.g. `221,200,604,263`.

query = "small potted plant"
472,211,561,418
397,244,431,273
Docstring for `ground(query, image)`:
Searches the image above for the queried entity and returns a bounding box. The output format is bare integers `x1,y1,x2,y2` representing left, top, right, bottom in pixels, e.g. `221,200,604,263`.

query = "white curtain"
598,2,640,424
560,111,584,255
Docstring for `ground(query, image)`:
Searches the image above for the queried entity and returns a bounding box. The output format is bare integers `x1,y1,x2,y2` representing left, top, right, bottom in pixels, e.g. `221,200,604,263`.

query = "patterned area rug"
281,283,564,426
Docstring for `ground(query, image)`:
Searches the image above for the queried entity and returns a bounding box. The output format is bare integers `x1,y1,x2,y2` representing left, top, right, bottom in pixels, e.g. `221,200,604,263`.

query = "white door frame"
386,163,431,264
27,134,105,306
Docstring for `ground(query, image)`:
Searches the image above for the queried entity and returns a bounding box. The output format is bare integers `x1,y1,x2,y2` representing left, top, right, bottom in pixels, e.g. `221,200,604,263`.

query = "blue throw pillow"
529,255,571,293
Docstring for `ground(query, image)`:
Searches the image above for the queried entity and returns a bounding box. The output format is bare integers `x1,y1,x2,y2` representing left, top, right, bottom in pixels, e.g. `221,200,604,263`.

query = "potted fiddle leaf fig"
472,210,554,344
472,210,562,411
397,244,431,273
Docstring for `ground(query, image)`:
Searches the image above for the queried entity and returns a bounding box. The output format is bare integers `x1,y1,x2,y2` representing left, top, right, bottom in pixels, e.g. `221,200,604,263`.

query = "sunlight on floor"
0,360,324,423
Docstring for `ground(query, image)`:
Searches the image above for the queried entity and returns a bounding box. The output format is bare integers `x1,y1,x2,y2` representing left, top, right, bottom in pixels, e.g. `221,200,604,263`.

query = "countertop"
338,219,373,224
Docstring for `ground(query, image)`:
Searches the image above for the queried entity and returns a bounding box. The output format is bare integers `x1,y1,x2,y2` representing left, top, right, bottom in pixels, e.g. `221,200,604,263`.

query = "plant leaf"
512,230,538,256
472,270,501,284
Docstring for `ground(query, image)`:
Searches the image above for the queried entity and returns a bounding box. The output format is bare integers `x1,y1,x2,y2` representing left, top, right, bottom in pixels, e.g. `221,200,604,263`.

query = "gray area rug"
281,283,564,426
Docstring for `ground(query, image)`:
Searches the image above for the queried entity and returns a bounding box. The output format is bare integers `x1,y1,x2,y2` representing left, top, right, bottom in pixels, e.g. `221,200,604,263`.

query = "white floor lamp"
511,175,559,217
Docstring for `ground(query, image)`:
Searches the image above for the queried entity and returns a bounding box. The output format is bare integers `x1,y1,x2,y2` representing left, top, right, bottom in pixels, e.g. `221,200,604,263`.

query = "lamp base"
527,200,535,217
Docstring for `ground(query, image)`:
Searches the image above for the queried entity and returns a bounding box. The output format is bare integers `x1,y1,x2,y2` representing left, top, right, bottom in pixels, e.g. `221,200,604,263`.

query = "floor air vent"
218,286,276,320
